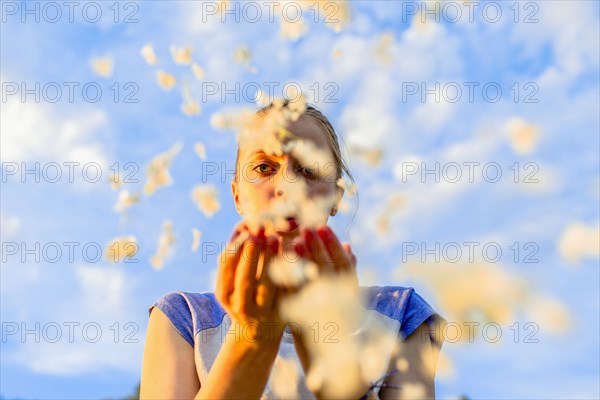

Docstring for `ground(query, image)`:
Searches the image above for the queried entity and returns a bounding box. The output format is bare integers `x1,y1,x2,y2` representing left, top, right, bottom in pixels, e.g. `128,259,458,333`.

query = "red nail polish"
304,228,313,243
294,242,305,257
264,238,272,257
317,226,329,243
229,229,241,242
270,237,279,255
254,226,265,244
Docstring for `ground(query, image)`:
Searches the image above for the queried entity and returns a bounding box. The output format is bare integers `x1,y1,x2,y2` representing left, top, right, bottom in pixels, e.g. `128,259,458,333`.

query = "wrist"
225,320,285,351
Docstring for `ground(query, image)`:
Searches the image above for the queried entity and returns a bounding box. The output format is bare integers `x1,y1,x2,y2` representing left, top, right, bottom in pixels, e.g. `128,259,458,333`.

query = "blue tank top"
148,286,445,399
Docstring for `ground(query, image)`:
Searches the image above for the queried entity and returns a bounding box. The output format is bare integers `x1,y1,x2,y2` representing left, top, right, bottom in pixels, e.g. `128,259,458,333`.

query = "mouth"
272,216,299,234
286,217,299,231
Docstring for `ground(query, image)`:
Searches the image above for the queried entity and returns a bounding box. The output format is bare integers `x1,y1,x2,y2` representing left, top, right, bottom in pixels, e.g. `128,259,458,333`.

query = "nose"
275,176,286,198
274,163,295,198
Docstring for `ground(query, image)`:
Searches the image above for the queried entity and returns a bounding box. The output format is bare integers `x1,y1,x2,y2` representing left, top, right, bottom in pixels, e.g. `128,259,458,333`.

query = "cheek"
306,180,336,199
239,182,276,211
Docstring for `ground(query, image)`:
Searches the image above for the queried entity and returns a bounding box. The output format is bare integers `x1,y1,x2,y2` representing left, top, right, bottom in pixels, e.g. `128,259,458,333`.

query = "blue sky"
1,1,599,399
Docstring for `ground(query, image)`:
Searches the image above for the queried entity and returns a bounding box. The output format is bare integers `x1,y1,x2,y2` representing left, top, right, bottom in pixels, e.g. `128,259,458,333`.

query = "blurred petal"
144,142,182,196
90,57,114,78
113,190,139,213
191,63,205,80
191,228,202,253
279,17,308,42
506,117,541,155
194,142,207,161
156,70,176,91
170,44,193,65
105,236,138,263
181,99,201,116
150,220,176,270
191,184,221,218
140,43,157,65
557,222,600,264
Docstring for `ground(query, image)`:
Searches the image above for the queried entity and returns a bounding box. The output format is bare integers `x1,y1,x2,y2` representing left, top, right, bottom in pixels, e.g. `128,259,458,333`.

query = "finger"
342,243,357,268
259,235,279,282
291,237,320,285
233,226,265,312
272,236,303,291
246,218,265,237
340,242,359,287
303,227,334,273
229,220,248,242
291,236,307,259
216,231,247,306
256,235,279,309
316,226,352,273
256,236,279,283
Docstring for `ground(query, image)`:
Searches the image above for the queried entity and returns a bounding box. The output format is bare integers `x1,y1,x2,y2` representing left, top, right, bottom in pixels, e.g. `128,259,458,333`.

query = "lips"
287,217,298,231
272,216,299,234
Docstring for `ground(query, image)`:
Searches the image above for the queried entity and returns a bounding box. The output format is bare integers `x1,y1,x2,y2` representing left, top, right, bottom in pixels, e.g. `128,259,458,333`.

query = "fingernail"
294,241,305,257
268,237,279,255
317,226,329,243
303,228,313,243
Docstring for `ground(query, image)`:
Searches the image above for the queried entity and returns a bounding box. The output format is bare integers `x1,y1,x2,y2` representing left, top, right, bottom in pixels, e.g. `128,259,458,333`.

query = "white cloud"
0,82,109,168
172,3,247,89
340,72,401,150
512,1,599,84
3,264,142,376
504,162,562,196
75,265,127,316
405,130,501,200
294,23,470,252
0,211,21,238
408,95,456,134
348,129,504,251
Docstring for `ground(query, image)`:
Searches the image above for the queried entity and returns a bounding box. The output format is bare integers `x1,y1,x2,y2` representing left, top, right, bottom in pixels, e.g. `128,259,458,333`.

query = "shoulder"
148,291,226,346
142,294,202,398
359,285,446,345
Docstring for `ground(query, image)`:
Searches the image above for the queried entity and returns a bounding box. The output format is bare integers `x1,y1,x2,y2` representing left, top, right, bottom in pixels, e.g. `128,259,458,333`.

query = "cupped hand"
215,221,286,343
292,225,358,287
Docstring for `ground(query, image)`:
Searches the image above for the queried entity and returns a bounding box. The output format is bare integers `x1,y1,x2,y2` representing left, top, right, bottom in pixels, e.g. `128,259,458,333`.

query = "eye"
253,163,275,174
298,165,317,178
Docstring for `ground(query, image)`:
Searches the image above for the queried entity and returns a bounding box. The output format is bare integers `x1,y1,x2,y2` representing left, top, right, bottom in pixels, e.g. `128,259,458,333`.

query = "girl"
140,100,445,399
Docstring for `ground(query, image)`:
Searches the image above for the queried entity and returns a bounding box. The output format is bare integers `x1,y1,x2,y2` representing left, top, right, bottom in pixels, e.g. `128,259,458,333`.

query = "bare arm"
140,224,288,399
140,307,283,400
195,325,283,399
378,322,440,400
140,307,200,400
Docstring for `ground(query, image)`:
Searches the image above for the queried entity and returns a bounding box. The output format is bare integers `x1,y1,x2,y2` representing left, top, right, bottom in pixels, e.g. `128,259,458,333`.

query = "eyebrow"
246,150,284,161
249,150,267,157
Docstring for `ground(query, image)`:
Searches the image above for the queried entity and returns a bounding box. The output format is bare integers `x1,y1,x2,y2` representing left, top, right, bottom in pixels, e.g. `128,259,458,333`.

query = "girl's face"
232,114,344,237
